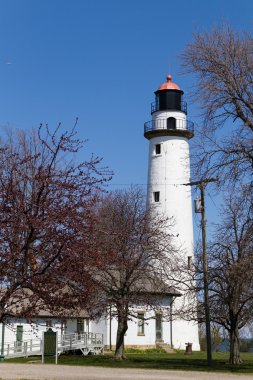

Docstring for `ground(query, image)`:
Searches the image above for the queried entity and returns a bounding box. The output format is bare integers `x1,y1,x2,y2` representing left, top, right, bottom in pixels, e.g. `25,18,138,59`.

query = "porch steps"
2,332,104,359
156,342,175,353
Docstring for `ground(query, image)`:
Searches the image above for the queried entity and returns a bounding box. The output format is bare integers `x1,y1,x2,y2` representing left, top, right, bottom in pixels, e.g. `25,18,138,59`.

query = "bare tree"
181,25,253,186
196,189,253,364
0,124,110,323
86,188,180,360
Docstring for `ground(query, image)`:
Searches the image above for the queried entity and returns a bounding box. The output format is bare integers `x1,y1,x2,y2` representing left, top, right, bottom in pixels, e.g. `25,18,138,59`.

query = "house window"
137,312,145,335
46,320,52,330
155,144,161,155
84,318,89,333
61,321,67,335
153,191,160,202
77,318,89,336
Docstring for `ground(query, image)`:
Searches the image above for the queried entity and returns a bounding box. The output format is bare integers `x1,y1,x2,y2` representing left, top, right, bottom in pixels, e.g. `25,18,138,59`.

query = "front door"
16,325,23,352
77,319,83,339
156,314,163,342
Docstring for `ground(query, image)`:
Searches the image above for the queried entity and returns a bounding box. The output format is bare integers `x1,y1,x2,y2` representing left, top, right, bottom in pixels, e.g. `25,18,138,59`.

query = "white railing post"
42,333,44,364
3,330,104,359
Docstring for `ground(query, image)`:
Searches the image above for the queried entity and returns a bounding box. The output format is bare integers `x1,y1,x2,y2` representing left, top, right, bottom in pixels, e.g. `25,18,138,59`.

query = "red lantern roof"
157,74,181,91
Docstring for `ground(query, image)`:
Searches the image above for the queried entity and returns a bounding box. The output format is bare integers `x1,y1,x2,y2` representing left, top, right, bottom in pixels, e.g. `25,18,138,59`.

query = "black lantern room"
151,74,187,114
144,74,194,140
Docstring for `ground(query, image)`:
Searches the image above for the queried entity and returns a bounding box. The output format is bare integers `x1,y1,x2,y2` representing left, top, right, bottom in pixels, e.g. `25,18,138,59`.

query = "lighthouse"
144,74,200,349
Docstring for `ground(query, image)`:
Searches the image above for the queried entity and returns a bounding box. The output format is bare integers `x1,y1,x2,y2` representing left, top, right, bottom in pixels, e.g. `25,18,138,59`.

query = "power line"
106,182,192,186
207,191,219,212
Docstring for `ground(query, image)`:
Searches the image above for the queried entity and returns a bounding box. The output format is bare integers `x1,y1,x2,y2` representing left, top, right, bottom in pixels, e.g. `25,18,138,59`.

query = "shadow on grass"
6,352,253,373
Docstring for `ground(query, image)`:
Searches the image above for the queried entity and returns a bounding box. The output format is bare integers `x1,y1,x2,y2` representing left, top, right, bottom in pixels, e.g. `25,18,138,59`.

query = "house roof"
134,276,181,297
93,269,181,298
0,286,89,320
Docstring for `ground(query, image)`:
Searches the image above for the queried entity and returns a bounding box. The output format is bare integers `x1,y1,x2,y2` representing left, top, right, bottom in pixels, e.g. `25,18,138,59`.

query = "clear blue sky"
0,0,252,232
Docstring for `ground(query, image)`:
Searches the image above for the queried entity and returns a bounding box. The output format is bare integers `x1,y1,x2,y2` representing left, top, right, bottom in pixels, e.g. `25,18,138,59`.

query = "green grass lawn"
5,350,253,373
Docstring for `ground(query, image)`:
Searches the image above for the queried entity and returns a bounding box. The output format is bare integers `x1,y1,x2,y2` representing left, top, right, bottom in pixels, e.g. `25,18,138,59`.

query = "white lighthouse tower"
144,74,200,350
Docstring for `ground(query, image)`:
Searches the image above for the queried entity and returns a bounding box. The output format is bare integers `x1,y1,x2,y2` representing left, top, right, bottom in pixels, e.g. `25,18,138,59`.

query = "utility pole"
0,322,5,361
183,178,217,367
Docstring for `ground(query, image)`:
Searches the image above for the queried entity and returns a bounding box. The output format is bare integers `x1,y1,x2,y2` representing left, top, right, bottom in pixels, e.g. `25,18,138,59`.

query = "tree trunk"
229,326,242,365
115,306,128,360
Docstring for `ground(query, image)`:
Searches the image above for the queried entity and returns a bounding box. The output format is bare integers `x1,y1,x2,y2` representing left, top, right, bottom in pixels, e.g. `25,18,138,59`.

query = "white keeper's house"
0,73,200,358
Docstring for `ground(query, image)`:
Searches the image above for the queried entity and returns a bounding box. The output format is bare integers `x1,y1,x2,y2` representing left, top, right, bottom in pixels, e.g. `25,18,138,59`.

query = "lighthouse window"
167,117,176,130
155,95,160,111
155,144,161,155
153,191,160,202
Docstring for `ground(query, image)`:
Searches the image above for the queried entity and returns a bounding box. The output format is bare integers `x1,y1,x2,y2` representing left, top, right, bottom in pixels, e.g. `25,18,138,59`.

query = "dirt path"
0,364,252,380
